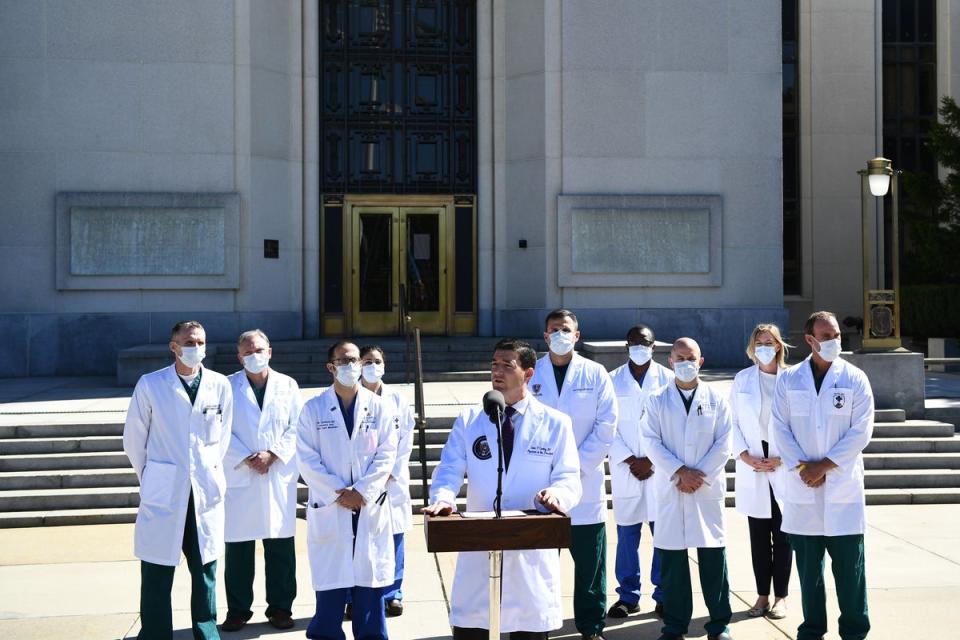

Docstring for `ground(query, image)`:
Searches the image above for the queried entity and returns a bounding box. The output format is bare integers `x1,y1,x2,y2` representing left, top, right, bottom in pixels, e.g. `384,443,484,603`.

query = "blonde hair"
745,323,789,368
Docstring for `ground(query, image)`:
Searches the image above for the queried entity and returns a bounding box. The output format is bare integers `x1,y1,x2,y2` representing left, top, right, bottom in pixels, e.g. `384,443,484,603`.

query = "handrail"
925,358,960,365
413,327,429,507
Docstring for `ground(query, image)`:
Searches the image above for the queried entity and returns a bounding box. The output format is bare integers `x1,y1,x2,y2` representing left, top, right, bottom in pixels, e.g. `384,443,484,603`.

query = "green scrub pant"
569,522,607,636
224,537,297,620
657,547,732,638
138,492,218,640
790,533,870,640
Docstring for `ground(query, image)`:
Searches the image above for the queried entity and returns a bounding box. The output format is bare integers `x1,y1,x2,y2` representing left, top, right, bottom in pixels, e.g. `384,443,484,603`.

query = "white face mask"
673,360,699,383
628,344,653,366
362,362,385,384
335,362,362,387
178,345,205,368
754,345,777,366
815,337,842,362
549,330,576,356
242,352,270,375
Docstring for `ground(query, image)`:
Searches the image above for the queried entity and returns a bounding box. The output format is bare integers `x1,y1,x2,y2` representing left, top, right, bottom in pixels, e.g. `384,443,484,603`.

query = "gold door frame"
343,195,456,336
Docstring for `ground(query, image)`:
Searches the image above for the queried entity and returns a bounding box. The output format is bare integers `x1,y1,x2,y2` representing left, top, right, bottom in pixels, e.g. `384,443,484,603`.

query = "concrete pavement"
1,505,959,639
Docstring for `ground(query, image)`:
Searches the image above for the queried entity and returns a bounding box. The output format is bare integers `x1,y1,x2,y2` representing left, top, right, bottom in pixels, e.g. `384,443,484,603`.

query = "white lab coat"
729,365,785,519
770,356,874,537
296,385,398,590
641,382,732,550
223,369,302,542
530,352,617,525
379,384,416,534
430,394,581,633
123,364,233,566
608,361,674,526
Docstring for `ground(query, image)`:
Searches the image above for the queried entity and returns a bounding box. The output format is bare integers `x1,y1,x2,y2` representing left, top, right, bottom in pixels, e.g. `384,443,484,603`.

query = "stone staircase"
0,406,958,528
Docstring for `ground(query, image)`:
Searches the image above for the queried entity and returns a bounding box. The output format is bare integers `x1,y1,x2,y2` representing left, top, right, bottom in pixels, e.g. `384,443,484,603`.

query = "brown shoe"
385,598,404,616
221,616,247,632
268,611,295,630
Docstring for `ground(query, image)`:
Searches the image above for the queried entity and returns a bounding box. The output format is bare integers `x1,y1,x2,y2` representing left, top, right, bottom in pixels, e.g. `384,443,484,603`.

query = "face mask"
178,345,205,368
628,344,653,366
362,362,385,384
673,360,699,383
335,362,362,387
549,330,576,356
243,352,270,374
754,345,777,366
815,338,842,362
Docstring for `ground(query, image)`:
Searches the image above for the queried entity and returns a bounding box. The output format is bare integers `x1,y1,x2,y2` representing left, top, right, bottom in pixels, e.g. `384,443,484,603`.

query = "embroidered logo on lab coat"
833,392,846,409
532,383,541,395
472,435,492,460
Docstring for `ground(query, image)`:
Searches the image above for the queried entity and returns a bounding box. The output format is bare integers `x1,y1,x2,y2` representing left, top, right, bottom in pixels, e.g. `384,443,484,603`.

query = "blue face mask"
673,360,699,383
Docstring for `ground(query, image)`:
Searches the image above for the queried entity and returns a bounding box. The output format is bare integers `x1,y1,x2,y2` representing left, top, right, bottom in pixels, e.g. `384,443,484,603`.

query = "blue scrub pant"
384,533,404,601
614,521,663,606
346,533,404,605
307,586,387,640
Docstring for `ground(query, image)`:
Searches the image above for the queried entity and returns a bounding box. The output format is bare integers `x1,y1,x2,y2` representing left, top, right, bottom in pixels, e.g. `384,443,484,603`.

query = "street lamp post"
857,157,902,350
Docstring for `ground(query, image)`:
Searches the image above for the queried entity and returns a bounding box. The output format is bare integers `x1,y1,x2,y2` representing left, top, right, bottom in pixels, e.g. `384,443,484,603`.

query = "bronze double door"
349,200,449,335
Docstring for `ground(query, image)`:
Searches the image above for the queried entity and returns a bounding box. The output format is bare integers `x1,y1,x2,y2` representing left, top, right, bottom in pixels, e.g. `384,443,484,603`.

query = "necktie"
502,406,518,470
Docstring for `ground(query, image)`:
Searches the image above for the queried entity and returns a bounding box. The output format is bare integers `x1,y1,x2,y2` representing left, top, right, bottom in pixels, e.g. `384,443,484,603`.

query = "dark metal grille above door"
320,0,477,194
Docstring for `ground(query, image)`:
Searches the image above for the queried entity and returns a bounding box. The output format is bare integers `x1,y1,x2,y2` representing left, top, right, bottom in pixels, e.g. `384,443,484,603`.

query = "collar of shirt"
508,394,531,416
678,385,697,401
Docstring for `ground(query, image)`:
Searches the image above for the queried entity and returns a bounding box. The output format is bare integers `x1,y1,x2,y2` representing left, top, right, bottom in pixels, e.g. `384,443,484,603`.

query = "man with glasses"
424,338,582,639
297,340,398,640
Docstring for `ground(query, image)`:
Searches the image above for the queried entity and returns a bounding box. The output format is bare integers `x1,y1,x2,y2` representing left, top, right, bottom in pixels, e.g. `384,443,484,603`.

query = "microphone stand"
489,404,504,640
492,405,504,520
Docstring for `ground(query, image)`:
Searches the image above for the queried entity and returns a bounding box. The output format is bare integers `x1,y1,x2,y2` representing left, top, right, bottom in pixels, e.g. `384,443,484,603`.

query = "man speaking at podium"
423,338,582,639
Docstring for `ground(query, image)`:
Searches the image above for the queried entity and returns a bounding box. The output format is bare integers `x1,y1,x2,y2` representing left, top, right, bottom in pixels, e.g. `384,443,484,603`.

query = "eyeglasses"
331,357,360,366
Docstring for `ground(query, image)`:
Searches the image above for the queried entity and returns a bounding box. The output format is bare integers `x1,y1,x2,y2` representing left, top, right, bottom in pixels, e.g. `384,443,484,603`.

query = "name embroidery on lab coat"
472,436,492,460
316,419,338,430
526,445,554,457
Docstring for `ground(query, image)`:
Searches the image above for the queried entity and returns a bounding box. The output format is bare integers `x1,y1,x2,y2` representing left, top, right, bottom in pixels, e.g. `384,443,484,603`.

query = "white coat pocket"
224,463,252,489
827,464,864,504
786,469,816,504
202,409,224,445
307,502,344,543
788,390,811,416
140,460,178,511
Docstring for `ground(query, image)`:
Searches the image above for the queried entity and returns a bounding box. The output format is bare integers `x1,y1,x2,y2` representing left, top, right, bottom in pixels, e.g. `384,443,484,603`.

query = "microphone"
483,390,506,423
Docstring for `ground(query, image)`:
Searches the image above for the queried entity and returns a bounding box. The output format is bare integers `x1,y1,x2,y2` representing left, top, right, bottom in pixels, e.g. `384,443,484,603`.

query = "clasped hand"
244,450,278,475
626,455,654,481
799,459,836,487
675,466,706,493
335,488,365,510
740,452,782,473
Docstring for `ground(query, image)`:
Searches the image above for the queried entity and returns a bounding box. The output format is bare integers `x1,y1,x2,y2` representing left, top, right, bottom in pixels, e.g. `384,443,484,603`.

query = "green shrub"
901,285,960,338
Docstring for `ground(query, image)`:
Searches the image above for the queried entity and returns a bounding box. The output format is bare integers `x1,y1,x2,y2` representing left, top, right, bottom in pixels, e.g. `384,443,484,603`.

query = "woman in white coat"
423,339,582,640
359,345,416,617
297,340,398,640
729,324,792,620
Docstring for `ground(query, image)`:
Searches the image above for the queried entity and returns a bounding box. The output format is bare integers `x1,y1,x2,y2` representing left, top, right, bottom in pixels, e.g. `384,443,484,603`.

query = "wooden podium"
425,511,571,639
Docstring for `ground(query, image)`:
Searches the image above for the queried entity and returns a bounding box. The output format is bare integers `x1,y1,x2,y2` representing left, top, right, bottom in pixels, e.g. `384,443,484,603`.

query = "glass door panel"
402,207,446,334
352,207,400,334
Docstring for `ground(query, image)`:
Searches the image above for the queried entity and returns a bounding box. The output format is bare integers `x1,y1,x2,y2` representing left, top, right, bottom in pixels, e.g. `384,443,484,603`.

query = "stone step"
872,421,956,438
874,408,906,423
0,422,124,439
865,436,960,453
0,469,139,491
862,452,960,470
0,436,123,455
0,452,131,472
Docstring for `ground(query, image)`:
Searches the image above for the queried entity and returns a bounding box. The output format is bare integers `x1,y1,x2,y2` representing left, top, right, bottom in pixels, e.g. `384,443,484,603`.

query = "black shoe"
707,633,732,640
221,617,247,632
385,598,404,616
607,600,641,618
268,611,295,630
653,602,665,619
656,634,683,640
344,603,352,620
581,635,605,640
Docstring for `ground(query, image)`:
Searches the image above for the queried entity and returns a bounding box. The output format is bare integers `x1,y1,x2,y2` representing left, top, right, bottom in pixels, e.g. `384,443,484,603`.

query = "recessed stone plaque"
70,207,226,276
56,192,240,290
557,194,722,287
